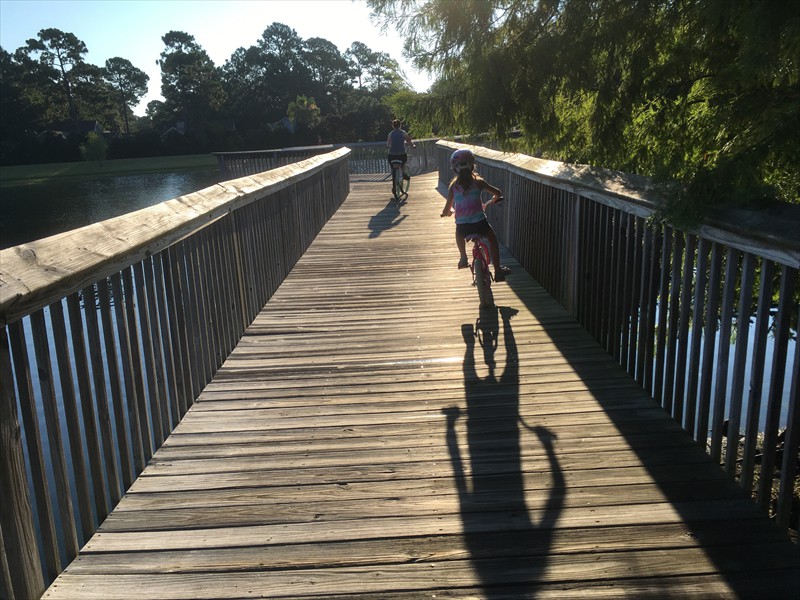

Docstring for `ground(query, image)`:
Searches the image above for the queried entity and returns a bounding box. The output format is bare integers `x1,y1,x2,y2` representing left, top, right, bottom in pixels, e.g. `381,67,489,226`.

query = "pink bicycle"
467,233,494,308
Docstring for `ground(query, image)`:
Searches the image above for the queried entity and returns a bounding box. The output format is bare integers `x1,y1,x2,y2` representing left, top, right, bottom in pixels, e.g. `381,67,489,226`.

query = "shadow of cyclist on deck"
443,305,565,598
367,196,407,238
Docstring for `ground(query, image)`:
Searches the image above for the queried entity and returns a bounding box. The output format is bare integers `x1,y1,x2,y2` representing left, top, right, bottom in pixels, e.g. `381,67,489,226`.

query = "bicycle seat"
465,234,487,242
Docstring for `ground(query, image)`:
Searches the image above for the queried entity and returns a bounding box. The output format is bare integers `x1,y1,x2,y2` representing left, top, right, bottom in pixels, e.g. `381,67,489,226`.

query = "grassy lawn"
0,154,218,187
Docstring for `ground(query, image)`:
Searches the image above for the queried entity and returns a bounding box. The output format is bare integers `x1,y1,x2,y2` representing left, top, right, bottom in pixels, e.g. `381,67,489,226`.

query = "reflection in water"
1,169,221,249
444,305,565,598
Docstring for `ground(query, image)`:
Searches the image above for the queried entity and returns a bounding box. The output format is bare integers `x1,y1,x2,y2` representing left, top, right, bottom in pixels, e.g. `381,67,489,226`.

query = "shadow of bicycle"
443,305,565,597
367,196,408,238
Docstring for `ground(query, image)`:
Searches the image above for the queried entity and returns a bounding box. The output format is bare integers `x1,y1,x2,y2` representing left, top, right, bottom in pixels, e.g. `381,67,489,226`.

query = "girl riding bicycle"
440,149,511,281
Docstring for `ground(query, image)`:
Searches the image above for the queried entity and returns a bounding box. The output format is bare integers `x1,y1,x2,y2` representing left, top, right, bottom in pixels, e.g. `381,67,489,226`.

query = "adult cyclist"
386,119,415,196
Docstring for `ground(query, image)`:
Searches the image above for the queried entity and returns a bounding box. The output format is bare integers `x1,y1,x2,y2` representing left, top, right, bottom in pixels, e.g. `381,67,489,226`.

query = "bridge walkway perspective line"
43,174,800,599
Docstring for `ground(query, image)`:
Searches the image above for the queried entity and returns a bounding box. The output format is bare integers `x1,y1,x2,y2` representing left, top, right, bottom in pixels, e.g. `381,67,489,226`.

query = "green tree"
301,37,353,114
344,41,374,89
70,62,118,130
217,24,410,144
104,57,149,134
23,28,88,126
11,47,66,126
158,30,225,129
220,45,270,131
220,23,311,132
256,23,310,119
0,47,47,135
368,0,800,214
287,94,321,128
80,130,107,164
345,41,407,94
145,99,171,132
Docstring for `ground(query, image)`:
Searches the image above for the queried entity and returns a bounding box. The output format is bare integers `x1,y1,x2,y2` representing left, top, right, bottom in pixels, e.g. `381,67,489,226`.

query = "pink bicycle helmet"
450,149,475,173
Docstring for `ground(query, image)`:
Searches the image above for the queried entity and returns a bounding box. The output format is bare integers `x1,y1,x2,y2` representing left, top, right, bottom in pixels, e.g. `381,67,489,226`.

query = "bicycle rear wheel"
473,257,494,308
398,167,410,198
392,166,407,200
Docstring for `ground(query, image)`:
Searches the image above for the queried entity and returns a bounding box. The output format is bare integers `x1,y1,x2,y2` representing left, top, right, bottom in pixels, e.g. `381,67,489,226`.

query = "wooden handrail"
0,149,351,327
0,149,350,599
436,143,800,268
213,138,443,180
436,141,799,531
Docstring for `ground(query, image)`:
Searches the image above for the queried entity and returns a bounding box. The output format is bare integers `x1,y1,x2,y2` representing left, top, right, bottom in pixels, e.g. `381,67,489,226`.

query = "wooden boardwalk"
44,174,799,599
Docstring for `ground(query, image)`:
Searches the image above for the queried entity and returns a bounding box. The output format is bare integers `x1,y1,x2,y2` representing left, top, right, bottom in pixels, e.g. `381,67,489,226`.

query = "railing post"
0,326,45,600
566,193,581,316
230,215,251,331
758,266,797,508
776,302,800,528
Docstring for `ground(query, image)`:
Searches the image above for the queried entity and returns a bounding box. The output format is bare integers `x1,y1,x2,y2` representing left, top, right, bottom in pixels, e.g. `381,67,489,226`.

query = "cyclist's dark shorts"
456,219,491,237
387,153,407,169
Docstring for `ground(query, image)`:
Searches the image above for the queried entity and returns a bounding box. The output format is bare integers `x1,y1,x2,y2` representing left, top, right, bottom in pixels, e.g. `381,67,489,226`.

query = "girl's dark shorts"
456,219,491,237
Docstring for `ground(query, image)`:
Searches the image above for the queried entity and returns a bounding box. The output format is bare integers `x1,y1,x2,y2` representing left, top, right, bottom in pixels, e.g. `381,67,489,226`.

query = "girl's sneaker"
458,257,469,269
495,266,511,281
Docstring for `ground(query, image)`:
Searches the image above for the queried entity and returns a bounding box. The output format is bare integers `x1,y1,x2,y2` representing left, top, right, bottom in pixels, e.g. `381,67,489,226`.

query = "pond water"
0,169,222,249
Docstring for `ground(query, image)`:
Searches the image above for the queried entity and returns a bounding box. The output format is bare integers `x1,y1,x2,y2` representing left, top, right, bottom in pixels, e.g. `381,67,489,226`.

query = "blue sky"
0,0,433,114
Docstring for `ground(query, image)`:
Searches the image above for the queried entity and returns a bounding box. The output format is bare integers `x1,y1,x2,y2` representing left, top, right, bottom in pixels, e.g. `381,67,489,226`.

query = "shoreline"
0,153,218,187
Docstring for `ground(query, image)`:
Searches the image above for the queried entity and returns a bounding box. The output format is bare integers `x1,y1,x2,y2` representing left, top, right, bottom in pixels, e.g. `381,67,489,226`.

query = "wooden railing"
436,141,800,531
213,138,441,181
0,149,350,599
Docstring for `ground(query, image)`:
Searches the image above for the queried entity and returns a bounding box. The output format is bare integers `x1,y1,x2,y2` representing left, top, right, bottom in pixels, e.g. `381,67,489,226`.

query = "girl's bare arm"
478,180,503,204
441,188,455,217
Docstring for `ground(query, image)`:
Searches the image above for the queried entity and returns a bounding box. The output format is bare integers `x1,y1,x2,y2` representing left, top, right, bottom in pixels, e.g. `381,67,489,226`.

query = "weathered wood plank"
79,499,766,553
58,520,793,574
42,543,800,600
123,461,733,497
99,479,751,532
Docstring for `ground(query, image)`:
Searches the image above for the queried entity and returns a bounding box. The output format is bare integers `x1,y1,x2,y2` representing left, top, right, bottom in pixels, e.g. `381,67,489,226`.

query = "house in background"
40,120,103,138
160,121,186,139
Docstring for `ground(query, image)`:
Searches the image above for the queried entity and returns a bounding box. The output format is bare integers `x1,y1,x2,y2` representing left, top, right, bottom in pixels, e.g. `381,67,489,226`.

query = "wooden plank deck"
44,174,799,599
